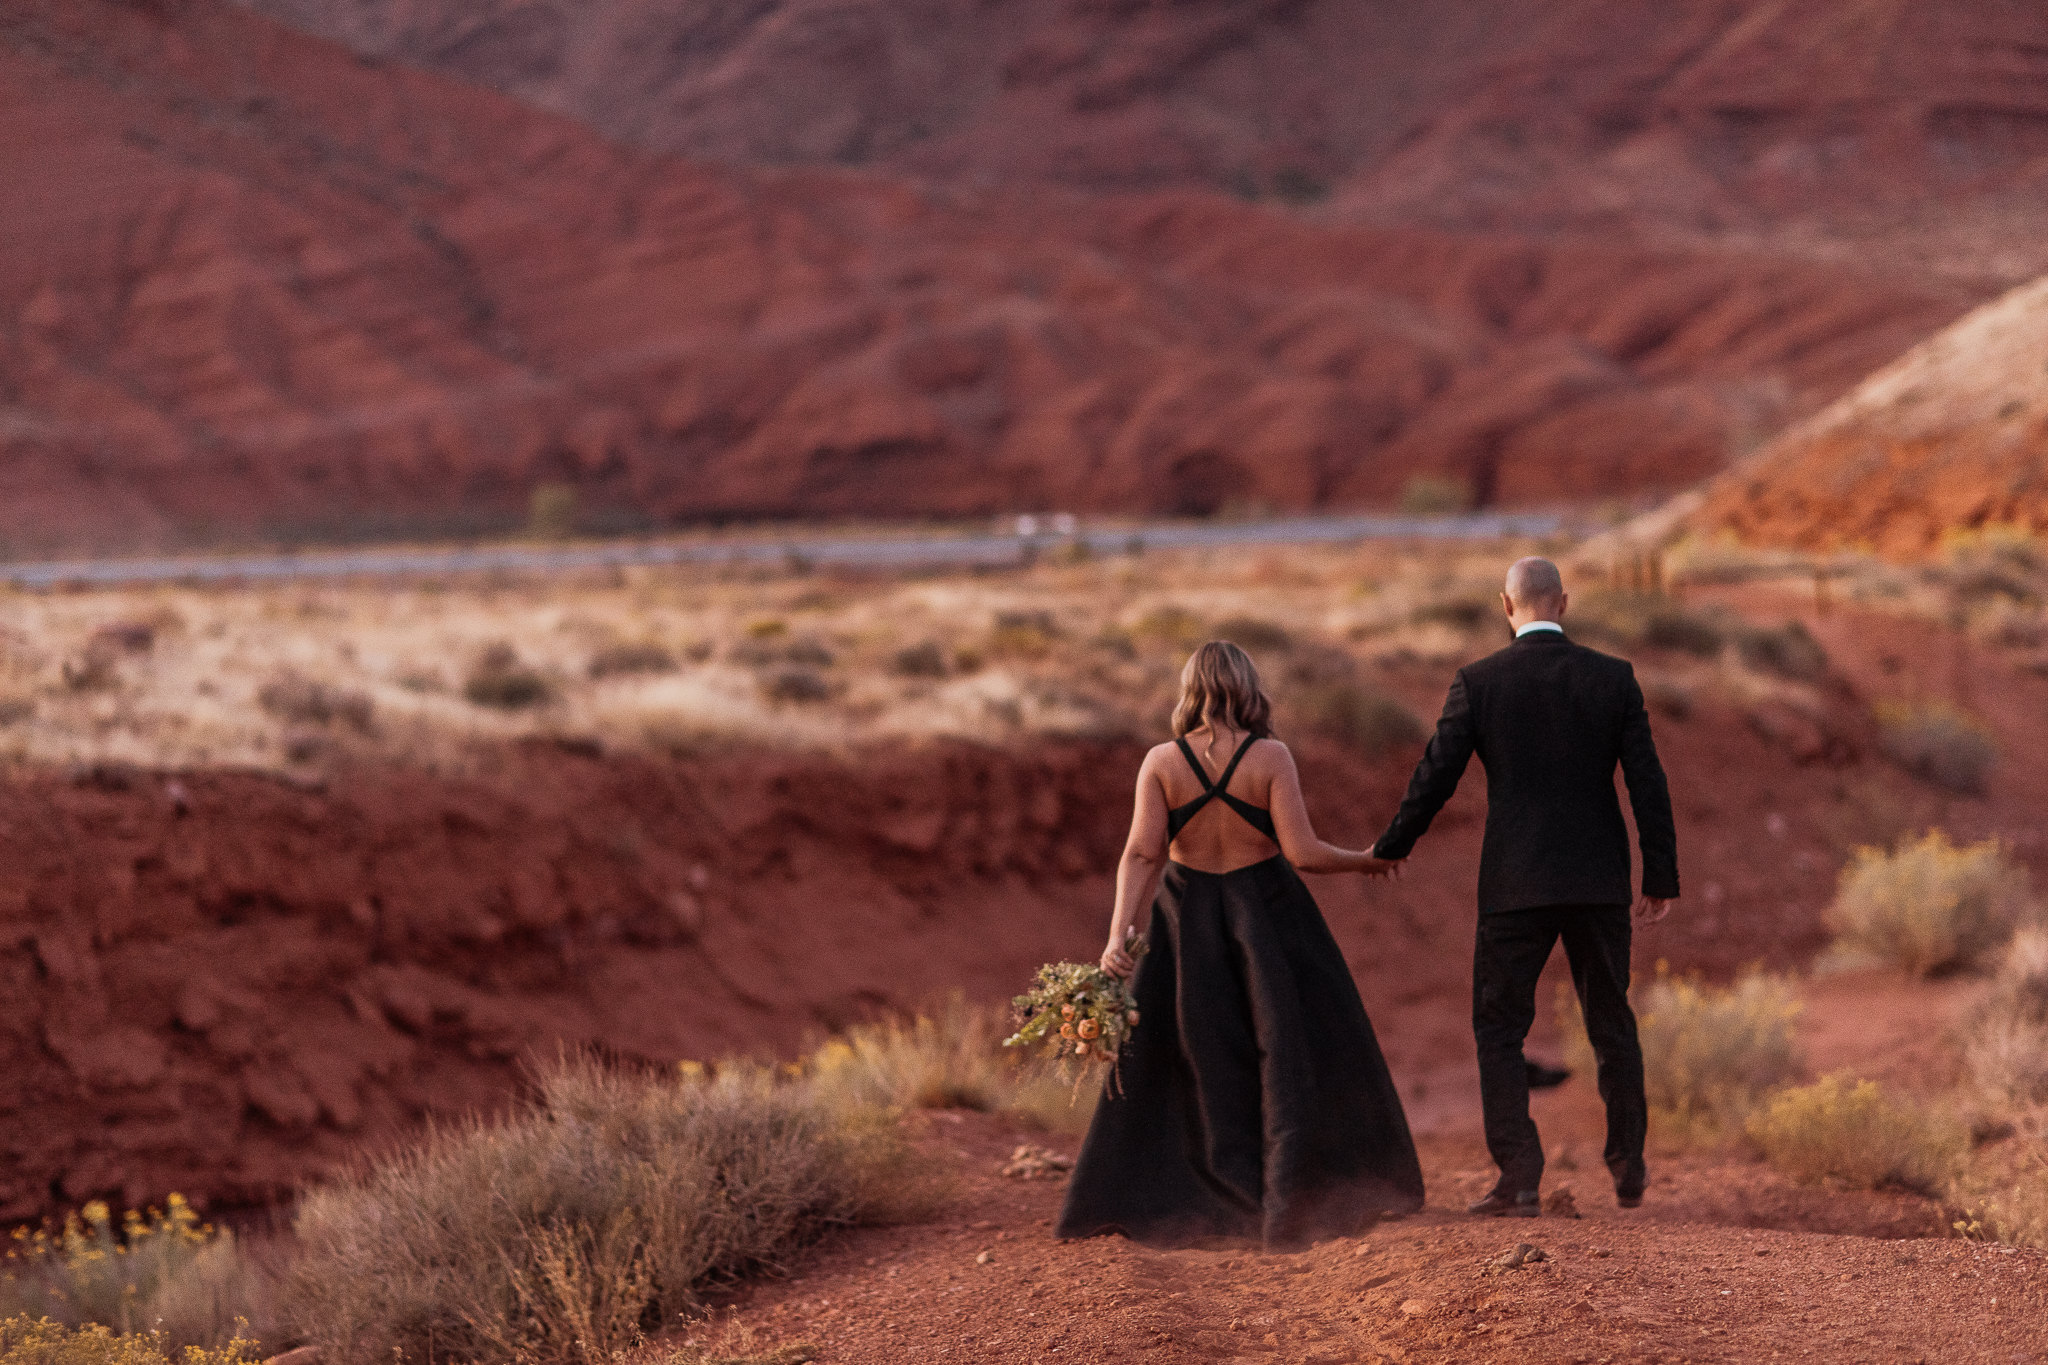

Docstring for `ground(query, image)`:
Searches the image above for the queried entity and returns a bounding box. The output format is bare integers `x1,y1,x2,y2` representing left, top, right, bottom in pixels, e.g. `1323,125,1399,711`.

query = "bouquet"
1004,932,1147,1096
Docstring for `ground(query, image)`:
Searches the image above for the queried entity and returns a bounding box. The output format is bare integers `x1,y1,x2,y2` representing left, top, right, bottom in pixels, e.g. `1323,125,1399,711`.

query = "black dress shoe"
1616,1191,1643,1209
1525,1058,1572,1090
1467,1191,1541,1218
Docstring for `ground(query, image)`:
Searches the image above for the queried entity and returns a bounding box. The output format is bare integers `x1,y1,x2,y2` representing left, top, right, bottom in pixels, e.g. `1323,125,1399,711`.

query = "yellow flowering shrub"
0,1315,258,1365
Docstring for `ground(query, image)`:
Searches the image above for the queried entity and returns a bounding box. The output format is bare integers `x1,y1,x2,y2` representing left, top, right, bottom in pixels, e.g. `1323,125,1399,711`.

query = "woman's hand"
1361,854,1404,879
1101,936,1139,979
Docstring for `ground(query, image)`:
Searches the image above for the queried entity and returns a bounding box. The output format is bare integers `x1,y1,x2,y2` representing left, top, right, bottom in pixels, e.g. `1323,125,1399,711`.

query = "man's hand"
1362,854,1404,879
1633,895,1674,926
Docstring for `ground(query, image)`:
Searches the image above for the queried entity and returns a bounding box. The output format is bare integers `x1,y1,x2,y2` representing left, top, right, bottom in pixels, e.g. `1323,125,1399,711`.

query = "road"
0,511,1568,590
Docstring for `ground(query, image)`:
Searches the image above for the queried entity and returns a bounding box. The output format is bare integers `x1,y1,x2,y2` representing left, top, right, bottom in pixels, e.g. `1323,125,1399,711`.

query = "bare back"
1153,729,1284,873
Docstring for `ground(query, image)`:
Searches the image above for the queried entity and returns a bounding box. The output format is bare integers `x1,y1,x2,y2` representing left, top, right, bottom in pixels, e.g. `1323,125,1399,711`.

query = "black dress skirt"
1056,854,1426,1249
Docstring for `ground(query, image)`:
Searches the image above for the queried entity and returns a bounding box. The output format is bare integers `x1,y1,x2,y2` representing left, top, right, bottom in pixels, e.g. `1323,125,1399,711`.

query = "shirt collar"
1515,621,1564,638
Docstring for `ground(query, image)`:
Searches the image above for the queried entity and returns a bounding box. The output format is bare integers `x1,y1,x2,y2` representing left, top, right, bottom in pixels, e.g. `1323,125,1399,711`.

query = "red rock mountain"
1691,270,2048,556
2,0,2043,550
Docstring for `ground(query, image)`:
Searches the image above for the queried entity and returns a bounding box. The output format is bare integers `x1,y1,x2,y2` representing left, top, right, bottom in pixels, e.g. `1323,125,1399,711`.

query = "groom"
1373,557,1679,1216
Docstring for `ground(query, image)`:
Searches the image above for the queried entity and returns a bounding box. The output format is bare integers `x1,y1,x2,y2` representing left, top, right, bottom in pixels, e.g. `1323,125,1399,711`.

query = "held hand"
1101,938,1138,979
1361,854,1404,879
1633,894,1674,926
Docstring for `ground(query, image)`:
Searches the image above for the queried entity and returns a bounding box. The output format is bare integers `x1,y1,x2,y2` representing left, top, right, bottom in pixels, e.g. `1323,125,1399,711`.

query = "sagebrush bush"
1732,620,1829,681
1746,1072,1966,1193
1955,1157,2048,1249
1963,927,2048,1106
1874,700,1998,794
0,1316,260,1365
587,643,678,679
1827,830,2032,976
804,995,1091,1133
1561,966,1802,1138
0,1197,270,1353
463,643,554,710
1290,681,1425,755
256,674,374,732
285,1055,921,1365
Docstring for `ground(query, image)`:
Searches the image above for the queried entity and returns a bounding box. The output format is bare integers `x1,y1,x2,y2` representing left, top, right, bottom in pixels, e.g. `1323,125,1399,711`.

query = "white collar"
1515,621,1564,637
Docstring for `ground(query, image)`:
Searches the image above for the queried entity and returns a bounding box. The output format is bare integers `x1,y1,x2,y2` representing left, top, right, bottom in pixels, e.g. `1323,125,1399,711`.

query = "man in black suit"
1374,557,1679,1217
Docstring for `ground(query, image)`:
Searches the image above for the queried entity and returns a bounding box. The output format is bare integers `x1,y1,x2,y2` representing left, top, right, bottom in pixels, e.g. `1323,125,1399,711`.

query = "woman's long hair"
1172,640,1274,739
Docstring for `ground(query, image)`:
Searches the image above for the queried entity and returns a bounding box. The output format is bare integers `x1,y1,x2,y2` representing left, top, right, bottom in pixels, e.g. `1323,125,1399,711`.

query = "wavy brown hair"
1172,640,1274,739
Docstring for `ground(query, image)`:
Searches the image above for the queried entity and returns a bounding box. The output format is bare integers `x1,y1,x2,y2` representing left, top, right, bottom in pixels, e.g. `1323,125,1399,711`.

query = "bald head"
1502,557,1567,629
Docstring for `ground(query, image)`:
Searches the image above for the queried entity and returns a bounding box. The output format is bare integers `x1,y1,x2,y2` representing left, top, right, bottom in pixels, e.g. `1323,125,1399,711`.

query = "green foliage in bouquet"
1004,936,1148,1096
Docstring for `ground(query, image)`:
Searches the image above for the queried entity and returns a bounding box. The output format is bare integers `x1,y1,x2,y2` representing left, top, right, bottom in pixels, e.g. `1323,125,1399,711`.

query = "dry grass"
1954,1155,2048,1249
1745,1072,1967,1194
1560,966,1803,1141
1961,928,2048,1108
0,541,1560,774
0,1198,271,1354
1827,830,2033,977
802,996,1093,1134
284,1054,925,1365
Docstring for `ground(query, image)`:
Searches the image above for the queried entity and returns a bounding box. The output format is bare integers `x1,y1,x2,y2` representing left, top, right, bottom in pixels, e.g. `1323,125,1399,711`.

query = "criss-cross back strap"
1166,733,1277,841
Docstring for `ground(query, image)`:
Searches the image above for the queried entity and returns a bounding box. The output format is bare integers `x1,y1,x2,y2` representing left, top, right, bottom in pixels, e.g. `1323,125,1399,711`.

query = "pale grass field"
1,529,2041,778
0,541,1548,775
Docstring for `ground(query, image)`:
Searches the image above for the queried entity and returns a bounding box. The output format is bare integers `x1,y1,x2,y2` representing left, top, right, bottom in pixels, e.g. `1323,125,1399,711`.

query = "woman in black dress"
1057,641,1425,1249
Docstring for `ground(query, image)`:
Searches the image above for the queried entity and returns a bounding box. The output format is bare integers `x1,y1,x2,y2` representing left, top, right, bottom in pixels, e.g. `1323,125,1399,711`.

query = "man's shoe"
1524,1059,1572,1090
1467,1191,1541,1218
1616,1191,1643,1209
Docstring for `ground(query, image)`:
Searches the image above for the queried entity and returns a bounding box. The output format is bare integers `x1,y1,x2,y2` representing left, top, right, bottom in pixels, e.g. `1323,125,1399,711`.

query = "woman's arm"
1102,751,1171,977
1267,743,1401,876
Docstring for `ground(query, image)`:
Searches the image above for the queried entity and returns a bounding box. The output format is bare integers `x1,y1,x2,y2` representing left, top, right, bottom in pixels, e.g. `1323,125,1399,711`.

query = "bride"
1057,640,1425,1248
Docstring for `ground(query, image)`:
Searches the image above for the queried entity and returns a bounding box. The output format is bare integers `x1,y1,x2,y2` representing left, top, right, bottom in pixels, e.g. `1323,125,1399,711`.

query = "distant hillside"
1693,272,2048,556
5,0,1994,554
235,0,2048,260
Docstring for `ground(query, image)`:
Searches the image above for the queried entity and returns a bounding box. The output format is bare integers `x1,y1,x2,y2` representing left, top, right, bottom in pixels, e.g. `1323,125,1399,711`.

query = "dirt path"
713,1112,2047,1364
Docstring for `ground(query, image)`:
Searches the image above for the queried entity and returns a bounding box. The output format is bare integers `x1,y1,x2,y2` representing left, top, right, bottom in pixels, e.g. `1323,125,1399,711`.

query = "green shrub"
1571,592,1725,658
1291,681,1426,755
527,483,580,541
1827,830,2032,976
1397,475,1470,517
0,1198,268,1353
1561,966,1802,1137
0,1317,260,1365
463,644,554,710
1129,607,1205,649
1746,1073,1966,1193
1406,594,1495,631
1875,701,1998,794
285,1055,920,1365
760,667,834,704
986,612,1059,661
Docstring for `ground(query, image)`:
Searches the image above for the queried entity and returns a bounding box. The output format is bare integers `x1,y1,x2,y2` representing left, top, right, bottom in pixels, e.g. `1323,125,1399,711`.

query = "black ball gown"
1056,735,1425,1249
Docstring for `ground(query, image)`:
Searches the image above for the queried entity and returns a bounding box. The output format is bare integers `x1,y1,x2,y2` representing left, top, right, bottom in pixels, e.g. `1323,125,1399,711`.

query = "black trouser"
1473,904,1646,1199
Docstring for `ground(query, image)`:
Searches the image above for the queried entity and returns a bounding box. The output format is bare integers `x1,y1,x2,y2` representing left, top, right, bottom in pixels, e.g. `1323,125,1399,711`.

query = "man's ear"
1556,591,1568,620
1500,591,1516,621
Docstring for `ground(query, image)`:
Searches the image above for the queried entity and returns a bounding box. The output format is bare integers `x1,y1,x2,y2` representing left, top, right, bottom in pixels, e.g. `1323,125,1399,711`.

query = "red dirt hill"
0,0,2005,552
1692,271,2048,556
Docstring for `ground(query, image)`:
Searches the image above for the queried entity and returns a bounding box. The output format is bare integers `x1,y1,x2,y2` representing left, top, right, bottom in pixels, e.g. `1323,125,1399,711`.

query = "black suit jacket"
1373,629,1679,914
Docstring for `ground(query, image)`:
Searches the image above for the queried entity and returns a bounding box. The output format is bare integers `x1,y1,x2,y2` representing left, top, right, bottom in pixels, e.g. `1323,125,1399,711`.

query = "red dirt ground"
9,589,2047,1223
700,1105,2048,1365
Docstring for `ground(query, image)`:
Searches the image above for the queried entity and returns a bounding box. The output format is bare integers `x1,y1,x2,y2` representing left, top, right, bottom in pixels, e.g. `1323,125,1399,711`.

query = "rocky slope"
237,0,2048,256
0,0,1992,552
1693,271,2048,556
